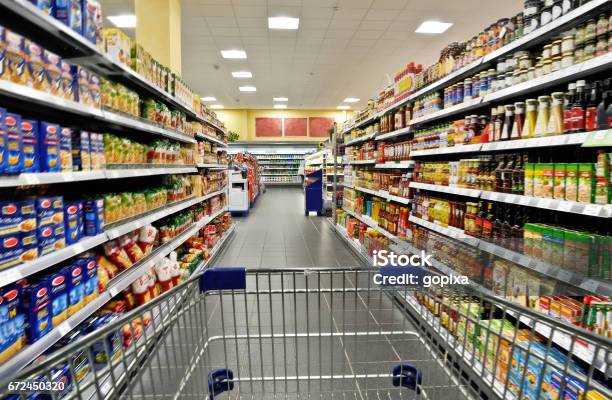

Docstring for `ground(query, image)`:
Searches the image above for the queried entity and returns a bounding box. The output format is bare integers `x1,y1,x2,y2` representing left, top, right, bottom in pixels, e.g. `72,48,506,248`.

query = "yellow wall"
217,109,352,141
135,0,182,74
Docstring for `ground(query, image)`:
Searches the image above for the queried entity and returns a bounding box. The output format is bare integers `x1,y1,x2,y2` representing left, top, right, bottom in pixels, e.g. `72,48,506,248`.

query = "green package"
553,163,566,200
524,163,534,196
578,163,595,203
564,163,579,202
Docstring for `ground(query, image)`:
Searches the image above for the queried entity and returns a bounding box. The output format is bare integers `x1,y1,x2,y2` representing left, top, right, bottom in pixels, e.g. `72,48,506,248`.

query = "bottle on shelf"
524,98,538,138
546,92,564,136
494,155,507,192
500,104,515,141
494,105,505,141
482,202,494,239
512,153,525,195
502,154,515,193
511,101,525,139
563,83,576,133
493,203,503,240
585,80,601,131
534,95,551,137
571,80,587,132
597,78,611,129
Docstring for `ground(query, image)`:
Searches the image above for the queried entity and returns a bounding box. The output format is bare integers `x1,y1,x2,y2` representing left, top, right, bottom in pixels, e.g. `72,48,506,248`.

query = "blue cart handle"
199,267,247,293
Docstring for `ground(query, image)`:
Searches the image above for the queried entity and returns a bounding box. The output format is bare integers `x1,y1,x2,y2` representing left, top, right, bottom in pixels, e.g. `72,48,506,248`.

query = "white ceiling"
101,0,522,110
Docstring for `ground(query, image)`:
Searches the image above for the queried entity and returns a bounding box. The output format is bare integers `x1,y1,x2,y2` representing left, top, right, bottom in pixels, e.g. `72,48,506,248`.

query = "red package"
120,234,145,263
103,241,133,270
138,225,158,254
131,274,151,306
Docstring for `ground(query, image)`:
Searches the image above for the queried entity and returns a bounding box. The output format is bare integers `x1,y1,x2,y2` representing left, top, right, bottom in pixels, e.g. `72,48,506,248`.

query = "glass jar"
551,0,563,20
596,35,607,56
546,92,564,136
535,62,544,77
542,44,553,59
575,24,586,45
524,0,540,17
505,72,514,87
561,35,575,53
527,66,536,80
519,55,533,69
497,58,506,73
561,51,575,68
597,13,608,36
496,73,506,90
524,98,538,138
512,102,525,139
584,39,596,60
542,59,553,74
551,40,562,57
551,55,562,72
574,44,585,63
534,95,551,137
524,17,533,35
585,19,597,41
487,69,496,90
561,0,572,15
464,79,473,100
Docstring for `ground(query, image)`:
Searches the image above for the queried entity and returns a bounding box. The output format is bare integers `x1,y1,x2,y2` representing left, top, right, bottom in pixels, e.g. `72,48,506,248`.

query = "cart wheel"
208,368,235,398
392,363,422,394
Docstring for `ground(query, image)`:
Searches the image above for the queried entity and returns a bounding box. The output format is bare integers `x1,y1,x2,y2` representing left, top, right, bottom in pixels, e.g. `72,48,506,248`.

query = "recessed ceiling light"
107,15,137,28
221,50,247,59
232,71,253,78
273,97,288,102
343,97,360,103
201,96,217,102
268,17,300,30
274,104,287,109
337,105,351,110
415,21,453,34
210,104,224,109
239,86,257,92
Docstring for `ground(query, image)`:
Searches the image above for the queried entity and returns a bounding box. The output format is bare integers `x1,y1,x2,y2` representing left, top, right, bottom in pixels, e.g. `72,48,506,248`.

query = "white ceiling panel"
101,0,522,109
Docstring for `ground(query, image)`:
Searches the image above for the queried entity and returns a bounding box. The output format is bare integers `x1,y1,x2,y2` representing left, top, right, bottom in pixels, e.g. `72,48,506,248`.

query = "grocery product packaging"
24,39,47,92
577,163,594,203
28,0,54,15
81,255,98,304
5,30,28,85
56,0,83,34
20,280,52,343
48,269,69,327
104,28,131,66
564,163,579,201
0,26,7,81
4,113,23,174
71,130,90,171
59,127,73,171
65,261,85,316
38,121,61,172
20,119,39,172
44,50,63,97
82,0,102,45
0,108,6,172
84,198,104,235
64,201,82,245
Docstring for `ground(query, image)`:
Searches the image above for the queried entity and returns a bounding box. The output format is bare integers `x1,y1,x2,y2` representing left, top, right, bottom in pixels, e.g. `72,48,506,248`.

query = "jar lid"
543,44,552,49
552,39,562,45
561,51,574,56
562,35,574,40
514,101,526,106
537,95,551,100
552,55,562,60
528,66,536,71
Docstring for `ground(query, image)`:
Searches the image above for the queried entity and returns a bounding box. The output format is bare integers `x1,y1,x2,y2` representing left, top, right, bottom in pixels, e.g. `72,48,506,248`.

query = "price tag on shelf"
539,199,554,208
580,280,599,293
556,269,573,282
557,201,574,212
583,204,601,216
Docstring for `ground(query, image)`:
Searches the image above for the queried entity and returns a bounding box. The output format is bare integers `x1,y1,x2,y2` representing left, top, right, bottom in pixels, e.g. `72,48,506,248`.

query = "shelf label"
580,280,599,293
557,201,574,212
557,269,573,282
583,204,601,216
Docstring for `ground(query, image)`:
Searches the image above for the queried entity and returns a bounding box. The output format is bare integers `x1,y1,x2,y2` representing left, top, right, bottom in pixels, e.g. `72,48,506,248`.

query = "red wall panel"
255,117,282,137
284,117,308,136
309,117,334,137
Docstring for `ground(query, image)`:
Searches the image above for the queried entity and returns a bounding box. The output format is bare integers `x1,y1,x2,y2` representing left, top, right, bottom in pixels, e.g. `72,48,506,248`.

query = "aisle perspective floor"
214,187,361,269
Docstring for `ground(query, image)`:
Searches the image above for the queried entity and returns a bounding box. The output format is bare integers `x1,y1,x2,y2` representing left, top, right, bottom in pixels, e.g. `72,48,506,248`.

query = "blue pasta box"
81,255,98,304
50,330,90,385
20,230,37,259
0,201,21,237
36,197,56,227
24,40,47,92
43,50,63,98
82,0,101,45
84,198,104,235
63,201,82,245
21,119,39,173
59,127,73,171
0,285,21,319
71,65,91,106
0,26,6,81
0,107,7,172
4,113,23,174
84,314,122,369
20,280,52,343
38,235,59,257
0,313,25,365
0,234,22,272
48,269,69,327
65,261,85,316
60,61,75,102
18,199,36,233
5,30,28,85
71,130,90,171
56,0,82,34
39,121,61,172
28,0,54,16
77,201,84,237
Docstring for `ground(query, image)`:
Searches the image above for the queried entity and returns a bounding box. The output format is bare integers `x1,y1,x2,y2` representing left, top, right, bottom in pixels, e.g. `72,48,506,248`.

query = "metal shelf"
197,163,228,169
0,205,229,379
0,188,228,287
374,0,611,116
343,132,377,146
0,0,225,135
374,161,414,169
375,126,411,141
341,207,398,242
409,182,611,218
347,159,376,165
343,184,410,205
408,215,611,296
0,80,196,144
411,144,482,157
196,132,228,147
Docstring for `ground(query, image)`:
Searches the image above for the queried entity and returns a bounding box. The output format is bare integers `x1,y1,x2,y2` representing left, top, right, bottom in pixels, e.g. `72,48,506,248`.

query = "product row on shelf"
330,2,611,398
256,153,304,186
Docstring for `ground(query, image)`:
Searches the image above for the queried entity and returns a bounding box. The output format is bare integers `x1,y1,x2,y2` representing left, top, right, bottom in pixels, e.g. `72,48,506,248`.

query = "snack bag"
138,225,157,254
130,273,151,306
103,240,133,270
153,258,173,292
119,234,144,263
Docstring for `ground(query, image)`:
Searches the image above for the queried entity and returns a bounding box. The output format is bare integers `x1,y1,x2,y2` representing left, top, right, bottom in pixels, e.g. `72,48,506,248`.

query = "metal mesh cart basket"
2,268,610,400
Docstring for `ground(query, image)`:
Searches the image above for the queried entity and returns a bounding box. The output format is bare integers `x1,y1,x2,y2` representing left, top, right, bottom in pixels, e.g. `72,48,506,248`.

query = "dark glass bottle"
511,207,523,253
571,80,587,132
482,202,494,239
512,153,524,194
596,78,611,130
493,203,503,240
604,78,612,129
494,156,506,193
585,80,601,131
563,82,576,133
501,206,513,248
502,155,515,193
474,201,485,238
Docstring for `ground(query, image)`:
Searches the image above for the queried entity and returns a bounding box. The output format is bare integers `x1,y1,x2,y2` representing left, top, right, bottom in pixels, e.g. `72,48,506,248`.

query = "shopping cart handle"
199,267,247,293
208,368,235,398
392,363,422,393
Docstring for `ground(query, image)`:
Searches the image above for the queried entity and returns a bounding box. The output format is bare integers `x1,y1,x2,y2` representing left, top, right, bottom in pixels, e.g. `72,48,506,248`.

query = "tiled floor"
214,187,361,269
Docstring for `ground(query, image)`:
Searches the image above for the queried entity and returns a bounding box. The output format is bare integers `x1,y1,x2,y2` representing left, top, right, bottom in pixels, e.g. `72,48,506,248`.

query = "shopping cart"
2,268,610,400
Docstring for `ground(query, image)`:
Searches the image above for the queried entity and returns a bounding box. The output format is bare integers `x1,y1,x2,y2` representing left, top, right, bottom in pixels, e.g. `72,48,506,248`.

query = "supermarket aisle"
214,187,360,269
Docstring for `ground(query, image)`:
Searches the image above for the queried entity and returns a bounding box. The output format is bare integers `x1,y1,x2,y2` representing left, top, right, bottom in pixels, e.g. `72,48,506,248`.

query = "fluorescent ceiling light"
221,50,247,59
415,21,453,34
274,104,287,109
343,97,360,103
239,86,257,92
268,17,300,30
273,97,288,102
210,104,224,109
107,15,136,28
201,96,217,102
337,105,351,110
232,71,253,78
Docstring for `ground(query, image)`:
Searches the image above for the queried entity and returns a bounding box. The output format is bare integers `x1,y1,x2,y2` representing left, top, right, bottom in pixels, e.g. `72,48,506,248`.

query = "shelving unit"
257,153,303,185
